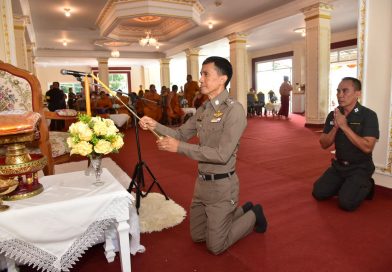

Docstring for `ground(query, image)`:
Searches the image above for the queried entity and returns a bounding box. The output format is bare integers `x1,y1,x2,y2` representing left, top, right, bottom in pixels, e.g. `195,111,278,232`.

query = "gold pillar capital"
185,48,201,56
227,32,247,44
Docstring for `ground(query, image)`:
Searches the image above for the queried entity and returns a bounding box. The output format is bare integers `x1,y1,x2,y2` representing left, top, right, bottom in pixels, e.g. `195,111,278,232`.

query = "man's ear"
220,75,228,86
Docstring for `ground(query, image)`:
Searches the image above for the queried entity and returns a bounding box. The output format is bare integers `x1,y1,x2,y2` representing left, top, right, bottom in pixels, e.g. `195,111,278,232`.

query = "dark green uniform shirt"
323,102,379,164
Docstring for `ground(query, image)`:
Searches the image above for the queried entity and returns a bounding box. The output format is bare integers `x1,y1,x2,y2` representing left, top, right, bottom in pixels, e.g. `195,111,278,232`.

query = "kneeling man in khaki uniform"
139,56,267,254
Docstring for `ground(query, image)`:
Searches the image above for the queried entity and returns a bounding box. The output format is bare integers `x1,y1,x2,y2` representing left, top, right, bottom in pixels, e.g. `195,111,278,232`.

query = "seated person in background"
167,85,185,125
256,91,266,116
135,90,144,117
75,87,86,112
268,90,278,103
67,87,77,109
143,84,162,122
160,87,170,125
247,88,257,117
95,91,113,114
192,91,208,109
46,81,66,130
114,92,130,114
312,77,379,211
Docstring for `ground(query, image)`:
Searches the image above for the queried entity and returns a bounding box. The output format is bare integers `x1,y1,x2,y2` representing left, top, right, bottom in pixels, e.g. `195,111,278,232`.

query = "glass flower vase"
89,154,104,186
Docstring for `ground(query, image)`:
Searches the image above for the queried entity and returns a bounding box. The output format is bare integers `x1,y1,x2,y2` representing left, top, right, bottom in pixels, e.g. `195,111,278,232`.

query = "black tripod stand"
127,116,169,212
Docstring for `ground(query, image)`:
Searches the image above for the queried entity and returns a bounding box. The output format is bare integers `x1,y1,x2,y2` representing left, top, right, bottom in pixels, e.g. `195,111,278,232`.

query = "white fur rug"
39,158,186,233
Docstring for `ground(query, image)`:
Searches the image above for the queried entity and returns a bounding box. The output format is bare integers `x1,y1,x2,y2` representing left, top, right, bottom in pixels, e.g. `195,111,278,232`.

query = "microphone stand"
83,74,169,212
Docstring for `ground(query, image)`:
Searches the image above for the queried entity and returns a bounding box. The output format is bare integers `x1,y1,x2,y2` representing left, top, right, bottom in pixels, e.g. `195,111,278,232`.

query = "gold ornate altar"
0,111,47,201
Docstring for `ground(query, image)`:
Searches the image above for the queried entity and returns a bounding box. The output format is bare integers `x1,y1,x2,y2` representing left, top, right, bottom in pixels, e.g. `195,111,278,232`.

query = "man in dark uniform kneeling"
312,77,379,211
139,56,267,254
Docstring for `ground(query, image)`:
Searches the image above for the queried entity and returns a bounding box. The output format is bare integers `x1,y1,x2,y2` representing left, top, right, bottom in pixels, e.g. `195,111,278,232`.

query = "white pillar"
160,58,171,88
13,15,29,70
0,0,17,65
185,48,201,81
302,2,332,126
228,32,248,110
98,58,109,91
358,0,392,188
140,65,146,91
26,42,36,74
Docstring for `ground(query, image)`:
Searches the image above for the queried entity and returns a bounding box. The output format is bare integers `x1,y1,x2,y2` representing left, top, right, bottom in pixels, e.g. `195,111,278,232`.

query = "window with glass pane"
257,62,273,72
255,58,292,96
109,73,128,92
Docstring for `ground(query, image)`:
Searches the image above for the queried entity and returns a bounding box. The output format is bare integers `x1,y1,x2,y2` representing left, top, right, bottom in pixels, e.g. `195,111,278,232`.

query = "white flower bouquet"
66,114,124,157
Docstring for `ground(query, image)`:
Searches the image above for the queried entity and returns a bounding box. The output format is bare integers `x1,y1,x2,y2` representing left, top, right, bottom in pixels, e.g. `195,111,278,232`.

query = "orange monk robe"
116,95,130,115
184,81,200,107
96,95,113,113
143,91,162,122
167,92,184,119
135,99,144,117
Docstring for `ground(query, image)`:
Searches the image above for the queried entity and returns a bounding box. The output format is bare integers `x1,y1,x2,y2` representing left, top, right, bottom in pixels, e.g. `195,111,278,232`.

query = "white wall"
35,66,91,93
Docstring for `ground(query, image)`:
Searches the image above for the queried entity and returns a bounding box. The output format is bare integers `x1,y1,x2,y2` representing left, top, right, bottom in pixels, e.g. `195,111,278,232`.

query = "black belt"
199,171,235,181
333,159,368,167
334,159,351,166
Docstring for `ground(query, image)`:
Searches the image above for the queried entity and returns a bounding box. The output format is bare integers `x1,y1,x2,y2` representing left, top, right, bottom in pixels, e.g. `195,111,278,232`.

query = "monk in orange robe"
135,90,145,117
167,85,185,125
184,74,200,107
95,91,113,114
143,84,162,122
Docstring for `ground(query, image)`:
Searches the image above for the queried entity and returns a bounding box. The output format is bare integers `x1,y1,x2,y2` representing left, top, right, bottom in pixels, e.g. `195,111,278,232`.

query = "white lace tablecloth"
0,169,144,272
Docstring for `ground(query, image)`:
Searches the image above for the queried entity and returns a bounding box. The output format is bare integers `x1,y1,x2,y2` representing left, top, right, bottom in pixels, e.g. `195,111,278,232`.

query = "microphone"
60,69,91,77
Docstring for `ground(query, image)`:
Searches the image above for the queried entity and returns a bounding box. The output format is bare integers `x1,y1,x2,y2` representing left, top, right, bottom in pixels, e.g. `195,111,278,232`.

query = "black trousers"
312,160,375,211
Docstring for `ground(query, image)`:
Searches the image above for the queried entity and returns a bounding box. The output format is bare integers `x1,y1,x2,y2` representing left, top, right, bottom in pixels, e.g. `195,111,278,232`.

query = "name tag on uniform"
210,117,221,123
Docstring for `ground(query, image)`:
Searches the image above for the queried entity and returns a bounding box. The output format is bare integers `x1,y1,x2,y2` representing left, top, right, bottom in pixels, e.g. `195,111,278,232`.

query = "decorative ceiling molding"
96,0,204,45
164,0,321,56
37,49,165,59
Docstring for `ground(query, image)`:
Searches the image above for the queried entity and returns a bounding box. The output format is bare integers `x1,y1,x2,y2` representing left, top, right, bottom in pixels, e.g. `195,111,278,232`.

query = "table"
0,169,144,272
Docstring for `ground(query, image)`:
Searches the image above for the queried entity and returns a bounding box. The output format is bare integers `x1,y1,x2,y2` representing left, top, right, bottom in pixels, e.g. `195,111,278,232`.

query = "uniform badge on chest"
211,111,223,123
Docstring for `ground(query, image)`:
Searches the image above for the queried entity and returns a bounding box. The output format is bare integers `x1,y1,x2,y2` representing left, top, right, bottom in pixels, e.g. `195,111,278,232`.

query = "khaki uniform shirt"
155,90,247,175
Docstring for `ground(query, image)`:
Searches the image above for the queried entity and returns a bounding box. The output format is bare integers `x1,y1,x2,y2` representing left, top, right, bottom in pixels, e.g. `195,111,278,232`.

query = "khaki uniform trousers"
190,173,256,254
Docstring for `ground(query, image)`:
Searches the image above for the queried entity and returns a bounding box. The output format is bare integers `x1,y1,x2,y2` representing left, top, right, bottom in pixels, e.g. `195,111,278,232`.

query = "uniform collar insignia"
214,111,223,117
354,107,359,113
214,100,219,105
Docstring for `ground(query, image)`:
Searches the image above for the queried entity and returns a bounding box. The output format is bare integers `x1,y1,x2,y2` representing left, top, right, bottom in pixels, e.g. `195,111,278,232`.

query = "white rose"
71,141,93,156
93,120,108,136
94,139,112,154
106,123,119,136
69,122,92,141
111,135,124,150
104,118,115,127
66,137,76,148
79,127,93,141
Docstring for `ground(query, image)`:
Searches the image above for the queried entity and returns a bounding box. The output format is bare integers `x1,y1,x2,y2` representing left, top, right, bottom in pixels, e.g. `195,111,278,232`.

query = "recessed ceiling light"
64,8,71,17
62,40,68,46
208,22,213,29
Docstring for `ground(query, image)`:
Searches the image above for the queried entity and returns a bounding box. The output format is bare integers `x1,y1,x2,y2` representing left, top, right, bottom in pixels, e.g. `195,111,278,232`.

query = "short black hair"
342,77,361,91
172,85,178,91
202,56,232,88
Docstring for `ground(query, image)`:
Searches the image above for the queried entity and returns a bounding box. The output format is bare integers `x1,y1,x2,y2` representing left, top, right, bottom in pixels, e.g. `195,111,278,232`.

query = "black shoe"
366,178,375,200
252,204,268,233
242,201,253,213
